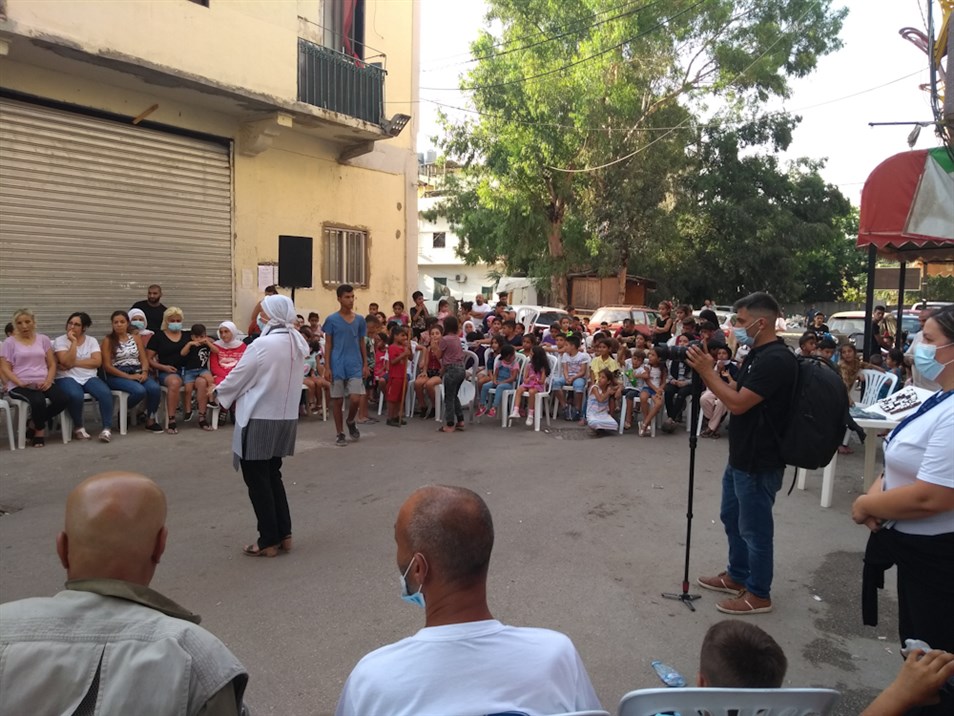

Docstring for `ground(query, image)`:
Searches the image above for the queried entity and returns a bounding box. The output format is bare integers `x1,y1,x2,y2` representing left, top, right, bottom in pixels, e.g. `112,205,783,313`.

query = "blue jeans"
105,374,161,415
55,376,113,430
479,381,513,408
720,464,784,599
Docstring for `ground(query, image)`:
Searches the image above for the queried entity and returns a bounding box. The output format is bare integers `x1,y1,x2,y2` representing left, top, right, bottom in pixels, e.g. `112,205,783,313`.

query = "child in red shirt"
386,328,412,426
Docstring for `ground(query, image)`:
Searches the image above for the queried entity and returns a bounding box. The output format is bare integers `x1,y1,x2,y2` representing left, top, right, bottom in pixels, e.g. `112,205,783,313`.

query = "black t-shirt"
147,330,191,369
184,342,211,370
653,316,671,345
810,323,830,339
131,300,167,333
728,339,797,472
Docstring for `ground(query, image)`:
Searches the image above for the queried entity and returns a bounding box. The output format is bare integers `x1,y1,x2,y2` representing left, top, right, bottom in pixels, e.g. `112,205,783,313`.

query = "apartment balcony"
297,38,385,126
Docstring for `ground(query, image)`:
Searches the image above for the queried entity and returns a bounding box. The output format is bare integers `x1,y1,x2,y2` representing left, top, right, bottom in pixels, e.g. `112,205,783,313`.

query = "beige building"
0,0,419,335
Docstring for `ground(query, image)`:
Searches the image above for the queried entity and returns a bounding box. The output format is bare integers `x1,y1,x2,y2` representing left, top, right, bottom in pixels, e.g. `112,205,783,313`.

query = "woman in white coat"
217,295,308,557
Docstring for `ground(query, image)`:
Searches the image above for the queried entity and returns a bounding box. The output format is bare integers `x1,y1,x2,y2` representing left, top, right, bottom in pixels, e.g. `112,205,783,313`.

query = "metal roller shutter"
0,97,232,338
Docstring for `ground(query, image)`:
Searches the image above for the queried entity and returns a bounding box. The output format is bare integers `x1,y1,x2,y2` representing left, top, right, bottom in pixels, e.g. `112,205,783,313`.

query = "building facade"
0,0,419,334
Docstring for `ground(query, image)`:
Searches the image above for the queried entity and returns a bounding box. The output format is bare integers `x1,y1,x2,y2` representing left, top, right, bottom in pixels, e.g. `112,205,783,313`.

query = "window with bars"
432,231,446,248
323,227,368,287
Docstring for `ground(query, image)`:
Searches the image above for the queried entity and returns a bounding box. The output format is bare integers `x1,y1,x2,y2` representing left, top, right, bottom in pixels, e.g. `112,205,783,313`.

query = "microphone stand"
662,368,704,611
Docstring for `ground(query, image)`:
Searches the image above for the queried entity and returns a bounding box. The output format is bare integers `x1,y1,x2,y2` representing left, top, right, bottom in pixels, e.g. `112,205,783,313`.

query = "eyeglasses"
67,321,83,327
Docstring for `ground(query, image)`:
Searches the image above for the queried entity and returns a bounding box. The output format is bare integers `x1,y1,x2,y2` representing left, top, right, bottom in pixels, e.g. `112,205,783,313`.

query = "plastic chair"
502,359,532,427
0,398,16,450
8,396,70,448
617,687,840,716
857,368,898,407
159,386,221,431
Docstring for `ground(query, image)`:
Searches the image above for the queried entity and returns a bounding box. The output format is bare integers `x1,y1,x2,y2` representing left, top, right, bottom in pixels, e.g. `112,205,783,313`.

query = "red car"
587,306,659,338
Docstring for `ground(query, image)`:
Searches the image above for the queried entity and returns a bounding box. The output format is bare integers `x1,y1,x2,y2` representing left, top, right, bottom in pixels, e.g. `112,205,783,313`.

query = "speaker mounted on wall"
278,235,313,289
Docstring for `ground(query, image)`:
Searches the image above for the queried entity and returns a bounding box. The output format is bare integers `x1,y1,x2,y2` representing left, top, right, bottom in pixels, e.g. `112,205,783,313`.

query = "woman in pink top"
210,321,246,386
0,309,69,447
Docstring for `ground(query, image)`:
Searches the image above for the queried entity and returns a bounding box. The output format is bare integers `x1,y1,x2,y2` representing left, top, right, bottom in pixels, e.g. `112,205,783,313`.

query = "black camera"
651,340,703,361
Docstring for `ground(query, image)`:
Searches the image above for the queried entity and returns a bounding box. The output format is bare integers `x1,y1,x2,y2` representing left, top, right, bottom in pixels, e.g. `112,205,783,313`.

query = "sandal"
31,436,46,448
166,420,178,435
242,544,279,558
279,536,293,553
454,422,466,432
198,414,212,431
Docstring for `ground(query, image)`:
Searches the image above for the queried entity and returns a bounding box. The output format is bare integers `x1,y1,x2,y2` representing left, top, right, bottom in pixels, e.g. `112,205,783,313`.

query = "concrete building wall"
0,0,419,325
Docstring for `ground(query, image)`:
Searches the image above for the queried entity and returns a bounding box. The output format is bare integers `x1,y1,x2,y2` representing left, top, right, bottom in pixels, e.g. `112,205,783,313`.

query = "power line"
545,4,834,173
420,0,655,69
420,1,706,92
421,0,665,74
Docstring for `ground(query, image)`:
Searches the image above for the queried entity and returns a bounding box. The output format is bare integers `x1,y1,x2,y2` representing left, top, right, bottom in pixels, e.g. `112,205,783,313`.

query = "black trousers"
8,385,69,427
240,457,291,549
663,383,692,421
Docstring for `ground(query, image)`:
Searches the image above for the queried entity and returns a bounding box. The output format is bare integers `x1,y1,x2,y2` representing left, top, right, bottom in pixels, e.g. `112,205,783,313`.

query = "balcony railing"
297,38,385,125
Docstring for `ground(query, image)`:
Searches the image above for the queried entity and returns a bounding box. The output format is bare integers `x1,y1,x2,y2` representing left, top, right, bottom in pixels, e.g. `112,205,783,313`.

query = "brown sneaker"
716,590,773,615
697,571,745,594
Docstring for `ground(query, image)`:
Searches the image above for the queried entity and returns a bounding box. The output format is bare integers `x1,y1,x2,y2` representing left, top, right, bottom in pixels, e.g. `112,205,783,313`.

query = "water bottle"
902,639,954,688
651,659,686,688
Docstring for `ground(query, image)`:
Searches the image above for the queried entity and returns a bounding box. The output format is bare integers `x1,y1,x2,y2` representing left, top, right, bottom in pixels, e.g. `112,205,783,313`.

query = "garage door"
0,97,232,337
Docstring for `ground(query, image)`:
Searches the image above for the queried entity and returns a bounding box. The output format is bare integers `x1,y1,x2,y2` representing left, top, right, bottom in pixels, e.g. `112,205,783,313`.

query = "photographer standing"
686,292,796,615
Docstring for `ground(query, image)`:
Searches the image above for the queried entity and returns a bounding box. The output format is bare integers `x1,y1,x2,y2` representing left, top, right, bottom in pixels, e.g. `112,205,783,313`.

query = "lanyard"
884,390,954,446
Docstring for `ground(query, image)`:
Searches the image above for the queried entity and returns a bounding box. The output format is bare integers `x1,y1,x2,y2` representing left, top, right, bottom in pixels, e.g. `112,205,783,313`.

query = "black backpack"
775,354,849,470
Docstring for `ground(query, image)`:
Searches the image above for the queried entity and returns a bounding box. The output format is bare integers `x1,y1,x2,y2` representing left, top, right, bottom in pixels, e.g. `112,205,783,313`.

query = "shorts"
330,377,365,398
182,368,211,385
426,369,441,378
640,386,657,398
157,371,180,386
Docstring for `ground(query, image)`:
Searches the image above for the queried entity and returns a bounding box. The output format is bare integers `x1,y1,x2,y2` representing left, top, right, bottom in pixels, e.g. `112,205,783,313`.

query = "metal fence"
297,39,385,125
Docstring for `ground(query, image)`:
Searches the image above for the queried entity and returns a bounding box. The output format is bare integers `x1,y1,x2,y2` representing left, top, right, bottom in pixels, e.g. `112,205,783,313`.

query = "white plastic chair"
159,386,221,431
857,368,898,407
433,350,479,423
617,687,840,716
0,398,16,450
8,396,70,448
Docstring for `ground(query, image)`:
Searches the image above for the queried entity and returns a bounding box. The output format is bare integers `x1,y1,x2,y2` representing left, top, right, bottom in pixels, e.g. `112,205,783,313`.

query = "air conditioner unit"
454,274,467,283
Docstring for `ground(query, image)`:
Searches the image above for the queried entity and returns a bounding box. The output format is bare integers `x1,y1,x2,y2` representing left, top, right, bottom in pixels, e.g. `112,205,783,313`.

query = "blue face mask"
733,320,763,348
130,320,146,330
167,322,183,331
399,556,425,608
913,342,953,381
257,316,268,333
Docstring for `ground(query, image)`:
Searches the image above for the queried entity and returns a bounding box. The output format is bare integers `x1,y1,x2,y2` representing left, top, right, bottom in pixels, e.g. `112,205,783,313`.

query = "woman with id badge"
852,305,954,715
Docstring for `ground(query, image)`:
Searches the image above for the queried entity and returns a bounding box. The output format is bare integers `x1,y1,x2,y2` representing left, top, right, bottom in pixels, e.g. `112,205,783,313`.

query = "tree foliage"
431,0,851,304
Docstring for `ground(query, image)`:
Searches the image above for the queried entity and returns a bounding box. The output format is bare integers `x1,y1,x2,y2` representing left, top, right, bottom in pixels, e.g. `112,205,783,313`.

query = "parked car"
780,310,903,351
587,305,659,338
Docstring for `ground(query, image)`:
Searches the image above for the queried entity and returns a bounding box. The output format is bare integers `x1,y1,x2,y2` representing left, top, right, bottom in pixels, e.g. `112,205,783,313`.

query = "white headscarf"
215,320,243,349
261,294,309,358
128,308,147,323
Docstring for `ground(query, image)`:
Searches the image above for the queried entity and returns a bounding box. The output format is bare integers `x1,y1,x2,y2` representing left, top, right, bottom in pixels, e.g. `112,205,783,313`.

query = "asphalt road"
0,412,901,715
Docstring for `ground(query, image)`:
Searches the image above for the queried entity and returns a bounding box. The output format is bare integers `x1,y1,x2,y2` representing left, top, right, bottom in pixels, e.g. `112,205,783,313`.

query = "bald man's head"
397,485,494,587
57,472,168,585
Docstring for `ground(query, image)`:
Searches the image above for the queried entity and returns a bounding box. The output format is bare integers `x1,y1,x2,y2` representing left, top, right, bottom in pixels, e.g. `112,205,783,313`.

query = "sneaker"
697,571,745,594
98,429,111,443
488,407,497,418
509,410,521,420
335,433,348,447
716,590,773,615
347,421,360,440
475,405,488,418
525,412,534,427
183,411,194,422
145,422,163,433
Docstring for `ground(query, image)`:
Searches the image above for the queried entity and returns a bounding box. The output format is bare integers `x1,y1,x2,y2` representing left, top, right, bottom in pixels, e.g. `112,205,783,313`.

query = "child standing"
476,343,517,419
385,328,412,426
509,345,549,426
638,347,667,437
586,368,619,435
181,323,218,431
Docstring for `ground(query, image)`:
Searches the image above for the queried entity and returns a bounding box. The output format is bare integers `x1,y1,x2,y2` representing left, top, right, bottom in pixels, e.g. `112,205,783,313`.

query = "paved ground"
0,411,900,715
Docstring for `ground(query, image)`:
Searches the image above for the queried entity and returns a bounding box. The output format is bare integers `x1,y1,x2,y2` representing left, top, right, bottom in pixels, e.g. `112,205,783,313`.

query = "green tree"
432,0,848,304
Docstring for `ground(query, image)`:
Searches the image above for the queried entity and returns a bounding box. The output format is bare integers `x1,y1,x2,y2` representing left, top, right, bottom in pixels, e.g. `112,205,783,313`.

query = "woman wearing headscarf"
210,321,246,388
216,295,308,557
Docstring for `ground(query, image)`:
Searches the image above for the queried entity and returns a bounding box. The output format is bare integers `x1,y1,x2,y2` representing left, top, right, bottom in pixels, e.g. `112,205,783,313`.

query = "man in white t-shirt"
334,485,602,716
470,294,494,321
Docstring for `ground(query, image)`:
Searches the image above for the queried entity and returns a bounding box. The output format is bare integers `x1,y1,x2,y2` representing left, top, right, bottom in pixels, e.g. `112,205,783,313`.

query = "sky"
415,0,944,208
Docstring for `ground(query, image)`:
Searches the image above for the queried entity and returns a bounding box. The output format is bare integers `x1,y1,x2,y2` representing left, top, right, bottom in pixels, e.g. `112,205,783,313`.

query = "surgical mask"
399,557,425,608
913,342,953,381
130,320,146,330
167,322,183,331
733,320,762,348
257,316,268,332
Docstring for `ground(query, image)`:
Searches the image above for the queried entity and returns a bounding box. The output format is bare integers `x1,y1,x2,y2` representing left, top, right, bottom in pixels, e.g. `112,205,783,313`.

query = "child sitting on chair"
182,323,218,431
509,345,549,427
476,342,517,419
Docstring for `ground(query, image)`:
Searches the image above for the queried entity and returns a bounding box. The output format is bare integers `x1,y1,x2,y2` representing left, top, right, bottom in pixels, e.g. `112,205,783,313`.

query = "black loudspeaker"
278,235,313,288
